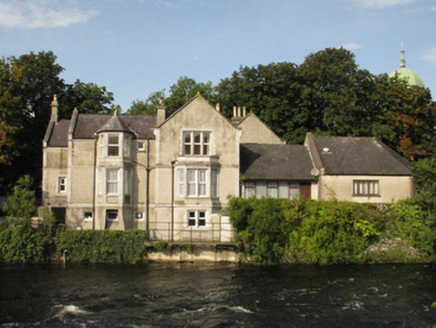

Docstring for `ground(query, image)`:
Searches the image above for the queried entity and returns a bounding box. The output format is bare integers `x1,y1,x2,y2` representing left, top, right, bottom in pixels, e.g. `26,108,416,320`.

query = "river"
1,262,435,327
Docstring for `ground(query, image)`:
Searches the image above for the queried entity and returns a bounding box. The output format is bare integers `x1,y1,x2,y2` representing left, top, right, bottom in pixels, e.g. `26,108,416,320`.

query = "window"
107,169,119,194
58,176,66,193
178,169,185,196
136,141,145,151
124,170,131,203
123,136,131,158
245,181,301,199
84,212,93,221
187,169,207,197
211,169,218,198
267,182,278,198
245,181,256,198
289,183,300,200
108,134,119,156
134,212,144,220
353,180,379,196
183,131,210,155
106,210,118,221
188,210,207,227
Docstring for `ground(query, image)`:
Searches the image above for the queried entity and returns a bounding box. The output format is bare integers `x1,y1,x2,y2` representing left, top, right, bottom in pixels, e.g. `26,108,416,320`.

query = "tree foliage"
2,175,36,224
0,51,115,193
411,158,436,213
126,91,165,115
164,76,217,115
228,197,435,264
216,47,435,153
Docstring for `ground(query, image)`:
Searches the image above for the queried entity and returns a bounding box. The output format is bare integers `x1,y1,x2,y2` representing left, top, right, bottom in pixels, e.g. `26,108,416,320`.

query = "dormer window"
108,134,119,157
183,131,210,156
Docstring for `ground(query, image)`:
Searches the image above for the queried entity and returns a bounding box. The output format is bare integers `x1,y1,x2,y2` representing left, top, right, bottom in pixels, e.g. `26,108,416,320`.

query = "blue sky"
1,0,435,110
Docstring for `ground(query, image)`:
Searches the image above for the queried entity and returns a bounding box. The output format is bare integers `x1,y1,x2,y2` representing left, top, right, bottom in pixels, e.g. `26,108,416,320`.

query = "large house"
42,94,414,241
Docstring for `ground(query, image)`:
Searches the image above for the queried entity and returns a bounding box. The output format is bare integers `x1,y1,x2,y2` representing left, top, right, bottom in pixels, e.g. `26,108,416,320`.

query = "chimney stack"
156,97,166,126
50,95,58,123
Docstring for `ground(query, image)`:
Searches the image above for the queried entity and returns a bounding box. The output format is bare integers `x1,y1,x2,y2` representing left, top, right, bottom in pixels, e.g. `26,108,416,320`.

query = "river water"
1,262,435,327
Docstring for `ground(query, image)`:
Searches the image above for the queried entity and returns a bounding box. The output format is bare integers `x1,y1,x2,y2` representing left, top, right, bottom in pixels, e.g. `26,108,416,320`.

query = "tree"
61,80,114,115
164,76,217,115
127,91,165,115
0,119,16,165
410,158,436,213
217,62,304,142
375,75,436,160
0,51,115,194
3,175,36,224
298,48,381,137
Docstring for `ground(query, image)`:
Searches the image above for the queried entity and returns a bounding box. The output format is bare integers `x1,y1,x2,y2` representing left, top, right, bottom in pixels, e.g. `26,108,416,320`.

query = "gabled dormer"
96,111,135,162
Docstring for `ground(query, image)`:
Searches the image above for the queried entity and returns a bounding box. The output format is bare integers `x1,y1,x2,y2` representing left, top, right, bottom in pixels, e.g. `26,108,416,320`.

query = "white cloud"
351,0,417,9
0,0,96,29
342,43,362,51
422,47,436,68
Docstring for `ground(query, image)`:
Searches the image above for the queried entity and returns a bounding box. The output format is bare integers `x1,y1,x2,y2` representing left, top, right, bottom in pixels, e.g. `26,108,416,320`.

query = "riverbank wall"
145,243,240,262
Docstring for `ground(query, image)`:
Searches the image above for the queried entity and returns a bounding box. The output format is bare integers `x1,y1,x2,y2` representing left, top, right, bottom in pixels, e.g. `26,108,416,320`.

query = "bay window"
106,169,119,194
108,134,119,157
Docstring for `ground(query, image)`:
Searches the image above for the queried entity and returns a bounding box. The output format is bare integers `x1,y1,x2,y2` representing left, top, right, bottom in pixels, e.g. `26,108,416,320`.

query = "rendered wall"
318,175,413,203
238,114,284,144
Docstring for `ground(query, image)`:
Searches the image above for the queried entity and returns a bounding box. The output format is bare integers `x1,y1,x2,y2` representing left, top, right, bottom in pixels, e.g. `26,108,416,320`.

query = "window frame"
187,210,207,227
353,180,379,197
136,141,145,151
267,181,278,198
186,168,208,197
183,131,211,156
106,209,119,221
58,176,67,193
245,181,301,200
83,211,93,221
107,134,120,157
106,169,119,195
134,212,144,220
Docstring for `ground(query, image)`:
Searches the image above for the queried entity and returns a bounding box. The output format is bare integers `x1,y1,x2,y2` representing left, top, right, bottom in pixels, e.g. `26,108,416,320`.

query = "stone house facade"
43,95,414,241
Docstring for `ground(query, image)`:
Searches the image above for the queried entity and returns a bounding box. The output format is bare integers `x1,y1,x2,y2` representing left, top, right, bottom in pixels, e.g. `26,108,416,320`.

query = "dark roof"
241,143,314,181
312,136,411,175
47,119,70,147
73,114,156,139
96,113,133,134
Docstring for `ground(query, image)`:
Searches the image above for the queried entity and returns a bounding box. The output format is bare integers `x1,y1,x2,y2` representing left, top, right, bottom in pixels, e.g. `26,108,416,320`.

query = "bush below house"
0,220,149,264
56,230,150,264
227,198,436,265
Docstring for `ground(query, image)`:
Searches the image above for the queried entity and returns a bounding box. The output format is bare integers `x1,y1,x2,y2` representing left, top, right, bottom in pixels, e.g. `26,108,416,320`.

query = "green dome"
389,42,426,88
389,67,426,88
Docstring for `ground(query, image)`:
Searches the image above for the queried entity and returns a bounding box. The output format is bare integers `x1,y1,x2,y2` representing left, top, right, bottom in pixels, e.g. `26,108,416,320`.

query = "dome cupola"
389,42,425,88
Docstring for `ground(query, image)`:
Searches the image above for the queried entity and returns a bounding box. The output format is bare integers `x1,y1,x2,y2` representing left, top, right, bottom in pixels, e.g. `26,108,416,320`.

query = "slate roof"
240,143,314,181
47,119,70,147
312,136,411,175
96,113,133,134
73,114,156,139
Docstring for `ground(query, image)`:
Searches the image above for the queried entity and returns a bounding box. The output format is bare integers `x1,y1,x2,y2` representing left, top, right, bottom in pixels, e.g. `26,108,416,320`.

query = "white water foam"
53,305,91,318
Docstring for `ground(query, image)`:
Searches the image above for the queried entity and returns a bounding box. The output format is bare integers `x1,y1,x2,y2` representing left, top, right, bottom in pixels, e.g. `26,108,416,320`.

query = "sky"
1,0,436,111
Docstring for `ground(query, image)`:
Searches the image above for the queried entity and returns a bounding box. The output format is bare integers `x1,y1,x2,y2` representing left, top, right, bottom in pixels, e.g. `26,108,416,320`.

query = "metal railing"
149,221,235,243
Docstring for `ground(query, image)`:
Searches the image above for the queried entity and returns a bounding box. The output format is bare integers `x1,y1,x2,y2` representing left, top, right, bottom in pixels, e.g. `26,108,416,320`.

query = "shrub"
0,222,53,263
384,200,436,257
153,241,169,251
56,230,149,264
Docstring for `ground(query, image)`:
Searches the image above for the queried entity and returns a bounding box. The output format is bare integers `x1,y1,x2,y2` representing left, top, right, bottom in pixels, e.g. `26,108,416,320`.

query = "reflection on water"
0,263,435,327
